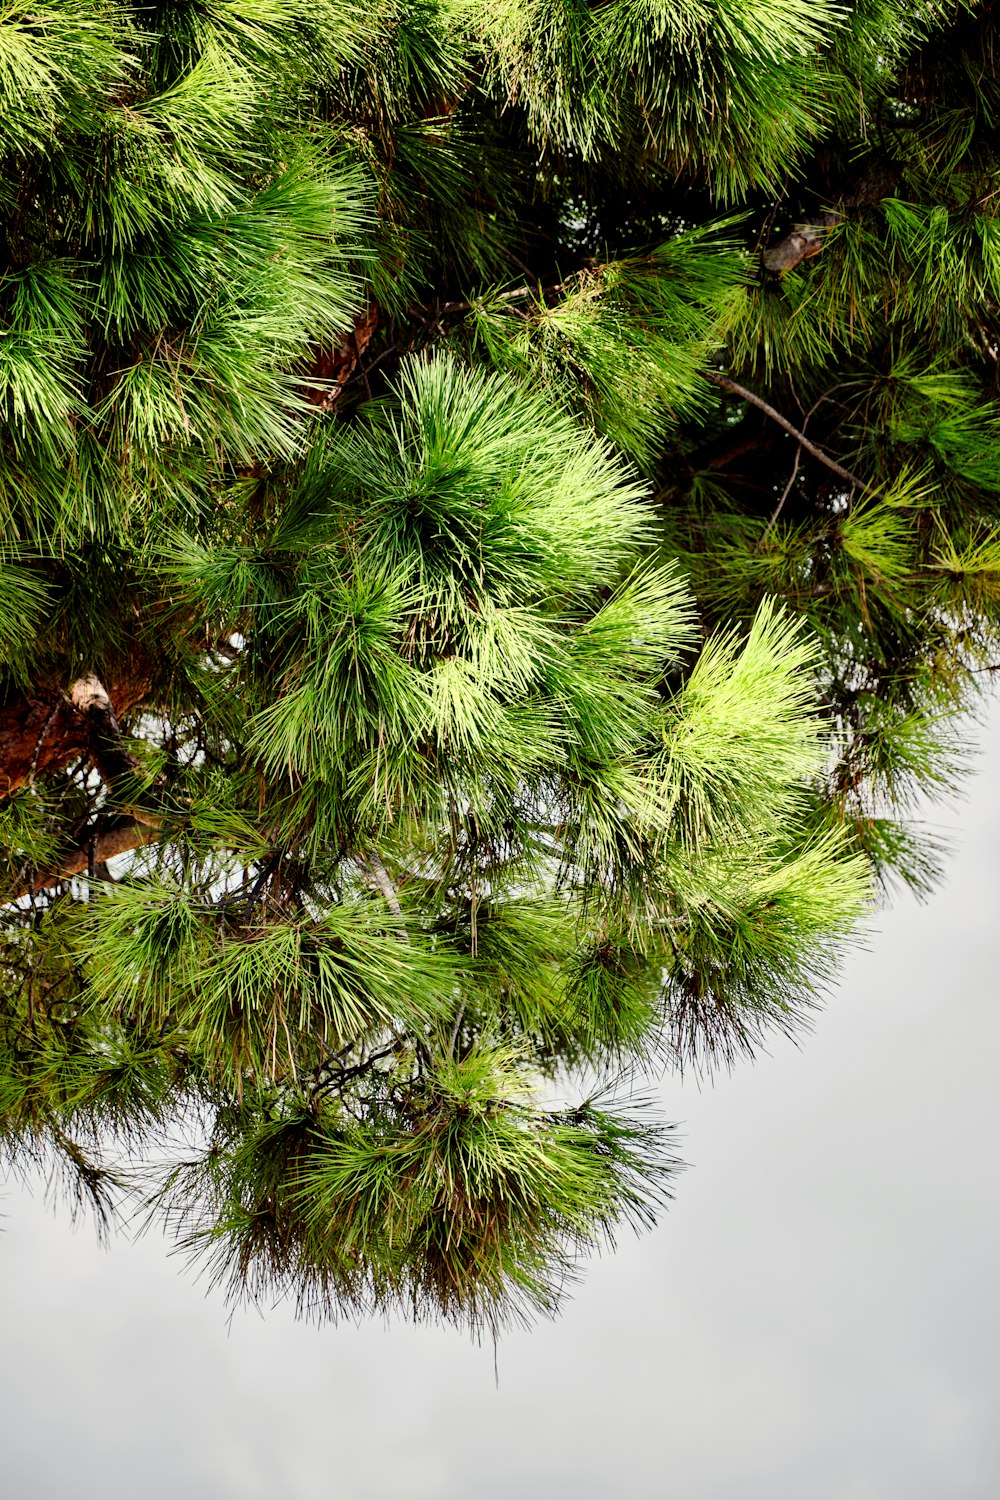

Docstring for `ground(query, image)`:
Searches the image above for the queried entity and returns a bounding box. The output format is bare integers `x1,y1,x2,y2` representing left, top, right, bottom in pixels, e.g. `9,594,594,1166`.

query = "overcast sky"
2,710,999,1500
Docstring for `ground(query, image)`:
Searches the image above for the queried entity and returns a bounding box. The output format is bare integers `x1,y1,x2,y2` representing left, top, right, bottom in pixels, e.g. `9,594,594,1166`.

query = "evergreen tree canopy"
1,0,995,1332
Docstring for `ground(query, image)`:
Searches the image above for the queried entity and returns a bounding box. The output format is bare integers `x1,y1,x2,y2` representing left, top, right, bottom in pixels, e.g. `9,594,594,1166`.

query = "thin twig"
313,1043,400,1097
448,1003,466,1059
342,341,402,390
242,852,281,926
759,441,802,546
704,371,874,496
431,276,571,320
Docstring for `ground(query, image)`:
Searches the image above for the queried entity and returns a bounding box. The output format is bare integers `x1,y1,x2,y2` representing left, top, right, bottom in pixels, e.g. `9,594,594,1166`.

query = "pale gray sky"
2,710,999,1500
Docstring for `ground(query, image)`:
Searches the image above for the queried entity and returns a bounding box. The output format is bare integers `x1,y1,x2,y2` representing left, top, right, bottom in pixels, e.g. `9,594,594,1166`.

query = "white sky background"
2,712,999,1500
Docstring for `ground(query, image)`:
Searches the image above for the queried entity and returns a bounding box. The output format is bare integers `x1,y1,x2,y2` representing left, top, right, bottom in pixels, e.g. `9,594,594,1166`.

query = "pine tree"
1,0,993,1333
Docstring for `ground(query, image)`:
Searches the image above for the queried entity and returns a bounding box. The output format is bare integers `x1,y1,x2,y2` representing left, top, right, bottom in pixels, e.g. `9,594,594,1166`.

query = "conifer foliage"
1,0,993,1330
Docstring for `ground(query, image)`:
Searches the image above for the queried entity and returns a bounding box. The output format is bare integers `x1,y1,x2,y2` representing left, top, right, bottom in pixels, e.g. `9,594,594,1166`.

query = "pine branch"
359,851,408,937
69,675,142,787
762,212,839,272
0,0,986,1330
759,166,895,274
703,372,872,495
8,817,161,903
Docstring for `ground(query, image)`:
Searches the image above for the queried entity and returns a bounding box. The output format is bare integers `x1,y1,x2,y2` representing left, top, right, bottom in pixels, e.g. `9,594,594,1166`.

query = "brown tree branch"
762,212,840,272
703,372,872,496
359,850,408,937
68,675,142,788
7,816,161,904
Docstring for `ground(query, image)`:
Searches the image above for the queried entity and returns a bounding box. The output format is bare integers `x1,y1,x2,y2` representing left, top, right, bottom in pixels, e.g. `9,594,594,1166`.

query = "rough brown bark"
0,673,152,800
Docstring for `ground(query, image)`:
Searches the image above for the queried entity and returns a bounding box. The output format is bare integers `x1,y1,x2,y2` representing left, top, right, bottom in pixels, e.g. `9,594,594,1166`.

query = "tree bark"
0,673,152,800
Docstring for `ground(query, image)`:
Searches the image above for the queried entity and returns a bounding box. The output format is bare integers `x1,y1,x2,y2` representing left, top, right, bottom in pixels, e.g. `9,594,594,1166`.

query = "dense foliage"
1,0,996,1331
